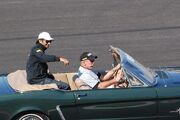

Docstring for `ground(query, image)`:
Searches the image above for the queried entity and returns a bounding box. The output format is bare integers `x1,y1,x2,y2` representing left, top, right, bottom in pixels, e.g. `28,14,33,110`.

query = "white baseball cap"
38,32,54,41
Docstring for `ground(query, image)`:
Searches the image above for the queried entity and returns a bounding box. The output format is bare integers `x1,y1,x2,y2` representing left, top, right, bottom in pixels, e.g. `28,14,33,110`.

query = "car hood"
155,70,180,87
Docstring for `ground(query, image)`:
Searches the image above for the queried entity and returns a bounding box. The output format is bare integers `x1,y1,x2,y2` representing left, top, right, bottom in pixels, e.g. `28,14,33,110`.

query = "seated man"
77,52,124,89
26,32,70,90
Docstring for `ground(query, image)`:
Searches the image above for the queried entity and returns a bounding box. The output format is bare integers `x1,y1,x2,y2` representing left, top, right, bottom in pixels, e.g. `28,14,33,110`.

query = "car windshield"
117,48,155,85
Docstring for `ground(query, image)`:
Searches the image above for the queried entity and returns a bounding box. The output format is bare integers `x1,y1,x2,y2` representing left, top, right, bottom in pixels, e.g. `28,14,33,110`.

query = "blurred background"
0,0,180,73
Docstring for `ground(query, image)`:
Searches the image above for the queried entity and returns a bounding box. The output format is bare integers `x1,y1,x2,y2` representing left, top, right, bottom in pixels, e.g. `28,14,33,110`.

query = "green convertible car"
0,45,180,120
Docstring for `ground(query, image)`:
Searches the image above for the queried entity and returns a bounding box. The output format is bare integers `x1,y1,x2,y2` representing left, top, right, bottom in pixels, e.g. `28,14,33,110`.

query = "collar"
36,43,46,51
79,66,93,74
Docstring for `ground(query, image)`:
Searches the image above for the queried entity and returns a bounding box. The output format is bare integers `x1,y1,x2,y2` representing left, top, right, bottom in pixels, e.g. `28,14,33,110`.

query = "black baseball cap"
80,52,98,61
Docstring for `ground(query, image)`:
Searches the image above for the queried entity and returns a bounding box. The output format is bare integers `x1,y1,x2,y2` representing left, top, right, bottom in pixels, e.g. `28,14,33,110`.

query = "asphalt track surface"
0,0,180,73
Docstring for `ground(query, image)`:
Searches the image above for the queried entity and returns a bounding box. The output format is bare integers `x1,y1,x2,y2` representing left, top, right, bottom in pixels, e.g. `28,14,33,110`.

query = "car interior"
7,46,147,93
7,70,81,92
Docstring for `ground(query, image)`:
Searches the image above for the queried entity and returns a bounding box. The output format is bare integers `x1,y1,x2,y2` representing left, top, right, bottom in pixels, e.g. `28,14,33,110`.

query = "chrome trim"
56,105,66,120
170,107,180,115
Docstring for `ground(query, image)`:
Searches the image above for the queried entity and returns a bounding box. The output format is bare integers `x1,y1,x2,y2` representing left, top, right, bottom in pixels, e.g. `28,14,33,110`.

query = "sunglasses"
45,40,52,44
89,59,95,63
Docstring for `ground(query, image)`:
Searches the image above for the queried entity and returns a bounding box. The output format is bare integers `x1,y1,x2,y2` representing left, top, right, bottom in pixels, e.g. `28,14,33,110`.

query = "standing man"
77,52,124,89
26,32,70,90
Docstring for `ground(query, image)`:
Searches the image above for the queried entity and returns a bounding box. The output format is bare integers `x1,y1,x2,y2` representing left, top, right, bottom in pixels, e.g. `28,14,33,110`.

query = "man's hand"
114,69,124,82
113,64,121,71
60,57,69,66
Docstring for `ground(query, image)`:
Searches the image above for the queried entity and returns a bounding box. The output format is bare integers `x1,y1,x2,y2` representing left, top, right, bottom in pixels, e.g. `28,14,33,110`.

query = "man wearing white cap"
26,32,70,90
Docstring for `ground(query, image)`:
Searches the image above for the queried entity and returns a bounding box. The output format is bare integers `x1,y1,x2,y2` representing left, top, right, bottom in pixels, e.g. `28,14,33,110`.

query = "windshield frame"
110,46,156,86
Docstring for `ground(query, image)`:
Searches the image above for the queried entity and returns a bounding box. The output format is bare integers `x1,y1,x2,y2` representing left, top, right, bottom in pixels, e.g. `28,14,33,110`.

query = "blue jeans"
38,78,70,90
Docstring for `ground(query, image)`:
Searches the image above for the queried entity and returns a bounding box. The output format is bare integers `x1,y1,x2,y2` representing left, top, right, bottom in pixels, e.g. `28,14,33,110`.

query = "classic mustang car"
0,45,180,120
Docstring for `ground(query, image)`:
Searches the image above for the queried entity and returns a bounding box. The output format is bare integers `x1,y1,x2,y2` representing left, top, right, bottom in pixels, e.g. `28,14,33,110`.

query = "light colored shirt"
78,66,100,88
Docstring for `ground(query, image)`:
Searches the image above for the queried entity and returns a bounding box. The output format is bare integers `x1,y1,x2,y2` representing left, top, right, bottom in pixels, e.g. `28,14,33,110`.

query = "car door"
156,87,180,120
74,87,158,120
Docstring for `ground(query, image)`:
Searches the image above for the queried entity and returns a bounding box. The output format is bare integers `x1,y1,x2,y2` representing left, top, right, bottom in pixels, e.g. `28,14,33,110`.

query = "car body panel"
0,90,78,120
156,87,180,120
74,88,157,120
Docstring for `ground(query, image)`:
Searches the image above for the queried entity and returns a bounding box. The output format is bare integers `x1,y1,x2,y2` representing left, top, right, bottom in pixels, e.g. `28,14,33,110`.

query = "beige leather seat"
7,70,90,92
74,78,91,90
7,70,58,92
53,72,78,90
54,72,91,90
